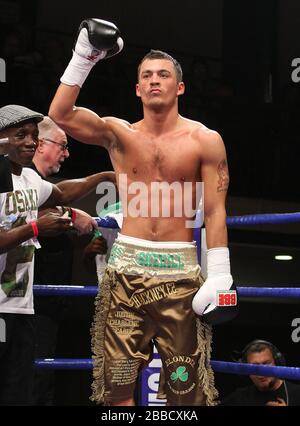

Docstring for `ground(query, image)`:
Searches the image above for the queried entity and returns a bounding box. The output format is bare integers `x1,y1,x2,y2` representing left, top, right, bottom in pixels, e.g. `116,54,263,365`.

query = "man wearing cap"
0,104,113,405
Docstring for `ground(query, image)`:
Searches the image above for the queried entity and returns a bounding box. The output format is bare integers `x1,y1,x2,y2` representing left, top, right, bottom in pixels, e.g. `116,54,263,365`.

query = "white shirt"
0,168,52,314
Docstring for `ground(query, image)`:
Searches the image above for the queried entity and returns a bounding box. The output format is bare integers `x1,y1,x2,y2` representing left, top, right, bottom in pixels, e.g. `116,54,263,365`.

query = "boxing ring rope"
33,211,300,390
227,212,300,226
33,285,300,298
95,211,300,229
210,362,300,381
34,358,300,381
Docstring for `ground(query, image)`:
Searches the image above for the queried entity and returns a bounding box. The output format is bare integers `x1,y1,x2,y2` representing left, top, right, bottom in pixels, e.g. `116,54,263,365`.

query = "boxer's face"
6,122,39,167
248,348,278,391
136,59,184,110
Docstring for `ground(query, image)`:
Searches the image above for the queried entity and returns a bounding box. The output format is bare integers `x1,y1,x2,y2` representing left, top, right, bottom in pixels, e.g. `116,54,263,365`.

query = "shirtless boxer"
49,19,237,406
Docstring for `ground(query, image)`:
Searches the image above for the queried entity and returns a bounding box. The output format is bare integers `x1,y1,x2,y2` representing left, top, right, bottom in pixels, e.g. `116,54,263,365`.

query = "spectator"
222,340,300,406
31,117,73,405
0,105,114,405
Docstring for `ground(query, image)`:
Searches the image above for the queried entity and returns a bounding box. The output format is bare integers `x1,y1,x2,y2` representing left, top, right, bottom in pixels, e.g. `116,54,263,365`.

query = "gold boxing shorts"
91,234,218,406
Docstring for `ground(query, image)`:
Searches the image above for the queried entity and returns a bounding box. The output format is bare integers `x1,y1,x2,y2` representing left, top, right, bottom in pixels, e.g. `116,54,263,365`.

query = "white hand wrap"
60,28,107,88
192,247,233,316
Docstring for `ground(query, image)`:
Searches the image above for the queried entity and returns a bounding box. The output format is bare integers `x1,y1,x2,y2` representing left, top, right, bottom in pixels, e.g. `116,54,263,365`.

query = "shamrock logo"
170,366,189,383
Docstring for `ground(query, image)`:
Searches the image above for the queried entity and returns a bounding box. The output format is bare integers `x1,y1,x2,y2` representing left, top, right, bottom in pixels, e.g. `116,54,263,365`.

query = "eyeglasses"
43,138,69,151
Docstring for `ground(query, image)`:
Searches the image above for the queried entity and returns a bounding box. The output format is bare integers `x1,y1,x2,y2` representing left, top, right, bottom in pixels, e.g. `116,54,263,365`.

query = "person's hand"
84,236,108,259
61,18,123,88
75,19,123,62
99,171,116,185
72,208,97,235
36,212,72,236
38,207,61,217
192,247,238,325
265,398,287,406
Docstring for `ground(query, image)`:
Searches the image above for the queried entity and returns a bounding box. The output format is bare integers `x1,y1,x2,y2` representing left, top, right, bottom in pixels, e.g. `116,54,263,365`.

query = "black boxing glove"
61,18,124,87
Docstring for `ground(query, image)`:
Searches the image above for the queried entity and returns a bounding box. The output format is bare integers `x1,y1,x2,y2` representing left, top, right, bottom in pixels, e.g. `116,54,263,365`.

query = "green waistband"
107,240,200,277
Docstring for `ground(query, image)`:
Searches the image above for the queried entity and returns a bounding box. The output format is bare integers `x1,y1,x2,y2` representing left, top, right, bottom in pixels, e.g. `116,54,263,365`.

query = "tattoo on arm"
217,159,229,192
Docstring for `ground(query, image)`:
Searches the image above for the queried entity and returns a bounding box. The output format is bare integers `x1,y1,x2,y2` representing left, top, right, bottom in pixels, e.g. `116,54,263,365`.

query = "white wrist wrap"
60,50,100,87
207,247,231,276
60,28,106,87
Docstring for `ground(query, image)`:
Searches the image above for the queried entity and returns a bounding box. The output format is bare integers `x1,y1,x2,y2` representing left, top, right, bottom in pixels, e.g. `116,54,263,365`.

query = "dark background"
1,0,300,405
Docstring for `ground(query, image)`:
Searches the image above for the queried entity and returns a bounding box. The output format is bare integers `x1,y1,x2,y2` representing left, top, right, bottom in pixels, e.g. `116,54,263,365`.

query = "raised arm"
48,19,124,147
49,86,111,146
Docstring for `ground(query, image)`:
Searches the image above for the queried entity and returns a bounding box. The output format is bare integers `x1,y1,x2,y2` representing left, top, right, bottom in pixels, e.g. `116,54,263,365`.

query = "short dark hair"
242,340,285,365
244,342,274,360
137,49,183,82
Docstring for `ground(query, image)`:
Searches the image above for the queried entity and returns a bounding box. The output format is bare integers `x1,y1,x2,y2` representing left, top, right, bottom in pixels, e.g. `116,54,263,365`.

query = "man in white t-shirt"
0,104,113,405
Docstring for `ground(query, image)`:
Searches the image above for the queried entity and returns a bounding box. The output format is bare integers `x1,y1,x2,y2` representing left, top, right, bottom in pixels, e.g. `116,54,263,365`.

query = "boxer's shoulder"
102,117,135,151
181,119,223,153
104,116,132,129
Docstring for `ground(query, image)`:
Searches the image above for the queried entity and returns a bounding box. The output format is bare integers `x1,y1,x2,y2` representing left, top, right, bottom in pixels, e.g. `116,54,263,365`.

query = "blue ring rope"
34,358,300,381
35,212,300,376
33,285,300,298
96,212,300,229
